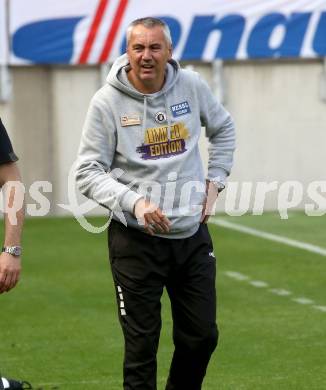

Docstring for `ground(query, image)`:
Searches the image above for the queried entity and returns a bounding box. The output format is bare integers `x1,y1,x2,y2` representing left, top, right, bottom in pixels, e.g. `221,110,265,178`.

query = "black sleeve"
0,118,18,164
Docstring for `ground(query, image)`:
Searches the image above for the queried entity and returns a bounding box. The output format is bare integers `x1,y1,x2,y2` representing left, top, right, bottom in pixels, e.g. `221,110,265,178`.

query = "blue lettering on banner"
247,13,311,58
170,101,191,117
182,15,245,60
12,17,85,64
10,10,326,64
158,11,326,60
313,12,326,55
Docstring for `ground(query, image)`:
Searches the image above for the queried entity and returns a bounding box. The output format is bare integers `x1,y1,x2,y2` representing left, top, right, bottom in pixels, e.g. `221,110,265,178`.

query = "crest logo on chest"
155,112,167,124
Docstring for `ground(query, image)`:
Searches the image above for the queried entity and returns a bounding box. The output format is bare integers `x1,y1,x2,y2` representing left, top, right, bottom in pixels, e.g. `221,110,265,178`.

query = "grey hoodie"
76,54,235,238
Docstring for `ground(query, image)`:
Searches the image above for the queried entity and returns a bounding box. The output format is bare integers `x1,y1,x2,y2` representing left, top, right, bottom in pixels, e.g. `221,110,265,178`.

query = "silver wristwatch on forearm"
210,180,226,193
2,246,22,256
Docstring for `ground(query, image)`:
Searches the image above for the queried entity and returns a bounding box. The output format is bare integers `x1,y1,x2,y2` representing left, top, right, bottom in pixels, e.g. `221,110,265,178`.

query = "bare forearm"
3,205,24,246
0,162,25,245
0,162,24,293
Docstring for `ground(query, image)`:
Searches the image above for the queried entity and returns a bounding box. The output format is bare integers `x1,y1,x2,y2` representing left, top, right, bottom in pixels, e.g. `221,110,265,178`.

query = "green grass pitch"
1,212,326,389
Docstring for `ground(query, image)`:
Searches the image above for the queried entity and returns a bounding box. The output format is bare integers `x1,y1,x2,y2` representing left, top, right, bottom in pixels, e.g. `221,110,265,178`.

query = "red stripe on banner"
99,0,128,63
79,0,109,64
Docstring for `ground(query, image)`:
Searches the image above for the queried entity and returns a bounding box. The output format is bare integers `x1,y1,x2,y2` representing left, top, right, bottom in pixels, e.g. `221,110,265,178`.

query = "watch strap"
2,246,22,256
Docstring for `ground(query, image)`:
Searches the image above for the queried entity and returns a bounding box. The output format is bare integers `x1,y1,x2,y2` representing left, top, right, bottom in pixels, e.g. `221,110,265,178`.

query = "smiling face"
126,24,172,94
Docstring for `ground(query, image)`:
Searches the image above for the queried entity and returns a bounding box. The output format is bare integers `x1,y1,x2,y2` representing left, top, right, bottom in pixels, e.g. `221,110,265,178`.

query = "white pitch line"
210,218,326,257
292,297,315,305
249,280,269,288
314,305,326,312
224,271,325,313
224,271,249,281
269,288,292,296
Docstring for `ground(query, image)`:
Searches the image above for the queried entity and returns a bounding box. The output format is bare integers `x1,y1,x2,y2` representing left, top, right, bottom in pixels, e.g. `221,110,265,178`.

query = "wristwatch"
2,246,22,256
211,180,226,193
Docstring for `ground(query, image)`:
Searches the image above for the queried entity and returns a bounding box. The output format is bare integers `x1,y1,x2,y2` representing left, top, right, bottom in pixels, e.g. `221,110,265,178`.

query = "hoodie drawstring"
164,92,172,133
142,95,147,135
142,93,172,138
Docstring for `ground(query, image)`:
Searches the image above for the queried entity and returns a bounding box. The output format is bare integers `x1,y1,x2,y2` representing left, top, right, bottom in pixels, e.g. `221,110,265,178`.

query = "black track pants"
108,220,218,390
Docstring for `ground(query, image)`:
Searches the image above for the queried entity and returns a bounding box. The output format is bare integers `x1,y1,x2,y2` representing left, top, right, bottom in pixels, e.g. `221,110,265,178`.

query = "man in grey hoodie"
76,17,235,390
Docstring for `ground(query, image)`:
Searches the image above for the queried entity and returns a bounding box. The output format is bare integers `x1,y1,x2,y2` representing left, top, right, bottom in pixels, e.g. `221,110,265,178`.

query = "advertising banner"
0,0,7,65
9,0,326,64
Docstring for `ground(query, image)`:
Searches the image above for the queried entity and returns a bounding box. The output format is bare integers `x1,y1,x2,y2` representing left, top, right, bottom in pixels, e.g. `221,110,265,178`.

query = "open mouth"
141,64,154,70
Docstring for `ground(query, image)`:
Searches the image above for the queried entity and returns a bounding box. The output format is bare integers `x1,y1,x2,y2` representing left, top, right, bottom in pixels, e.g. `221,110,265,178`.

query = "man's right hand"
134,198,171,235
0,252,21,293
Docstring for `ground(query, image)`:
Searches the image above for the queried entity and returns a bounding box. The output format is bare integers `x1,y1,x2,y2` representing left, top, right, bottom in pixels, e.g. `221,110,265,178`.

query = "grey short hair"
126,17,172,47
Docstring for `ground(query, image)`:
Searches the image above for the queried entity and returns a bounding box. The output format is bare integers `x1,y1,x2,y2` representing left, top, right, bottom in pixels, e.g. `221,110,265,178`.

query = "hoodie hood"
106,53,180,99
